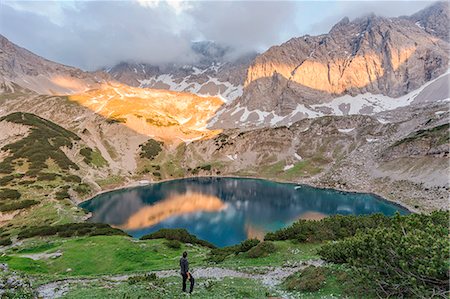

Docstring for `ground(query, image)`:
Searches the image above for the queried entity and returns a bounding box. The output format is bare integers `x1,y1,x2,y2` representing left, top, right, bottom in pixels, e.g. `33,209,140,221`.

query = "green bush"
235,238,260,254
199,164,211,171
265,213,390,242
128,273,157,285
73,183,91,196
164,239,181,249
139,139,163,160
37,173,59,181
0,175,15,186
0,188,21,201
208,246,237,263
17,223,127,239
318,211,449,298
0,237,12,246
247,241,276,258
393,124,449,147
0,200,38,212
0,112,80,176
140,228,215,248
63,175,82,183
284,266,326,292
18,180,35,186
80,147,93,164
55,186,70,200
208,239,261,263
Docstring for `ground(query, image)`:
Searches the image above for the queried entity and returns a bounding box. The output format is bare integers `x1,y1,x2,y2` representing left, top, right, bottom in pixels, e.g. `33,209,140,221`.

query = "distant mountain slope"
0,36,224,146
0,35,107,95
211,2,450,128
405,1,450,41
68,82,223,145
105,41,256,102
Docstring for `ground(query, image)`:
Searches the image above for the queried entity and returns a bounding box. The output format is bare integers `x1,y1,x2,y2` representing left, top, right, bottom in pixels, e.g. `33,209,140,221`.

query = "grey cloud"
308,1,433,35
190,1,298,53
1,1,198,70
0,1,438,70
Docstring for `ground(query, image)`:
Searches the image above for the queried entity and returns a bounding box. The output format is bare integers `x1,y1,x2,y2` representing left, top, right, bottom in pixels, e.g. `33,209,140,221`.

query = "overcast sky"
0,0,435,70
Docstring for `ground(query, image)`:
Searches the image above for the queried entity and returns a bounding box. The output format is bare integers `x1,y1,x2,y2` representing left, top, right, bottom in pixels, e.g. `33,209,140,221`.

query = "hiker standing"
180,251,195,293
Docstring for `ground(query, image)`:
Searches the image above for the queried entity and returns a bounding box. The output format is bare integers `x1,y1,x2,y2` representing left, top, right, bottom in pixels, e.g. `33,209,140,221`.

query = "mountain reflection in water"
118,192,226,230
81,177,409,247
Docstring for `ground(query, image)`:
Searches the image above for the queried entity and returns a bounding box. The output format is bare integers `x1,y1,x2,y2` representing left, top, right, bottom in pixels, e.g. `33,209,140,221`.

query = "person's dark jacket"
180,257,189,275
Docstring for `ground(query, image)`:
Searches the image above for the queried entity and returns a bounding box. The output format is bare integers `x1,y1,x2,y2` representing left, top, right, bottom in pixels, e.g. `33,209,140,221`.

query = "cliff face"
211,3,449,128
242,15,448,111
0,35,107,95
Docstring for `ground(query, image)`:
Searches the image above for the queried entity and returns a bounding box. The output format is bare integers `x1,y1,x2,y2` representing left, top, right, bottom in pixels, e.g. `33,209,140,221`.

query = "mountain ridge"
211,2,449,128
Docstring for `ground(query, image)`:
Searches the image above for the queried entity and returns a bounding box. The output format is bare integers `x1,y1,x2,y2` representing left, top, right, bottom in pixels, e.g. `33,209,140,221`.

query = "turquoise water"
80,177,409,247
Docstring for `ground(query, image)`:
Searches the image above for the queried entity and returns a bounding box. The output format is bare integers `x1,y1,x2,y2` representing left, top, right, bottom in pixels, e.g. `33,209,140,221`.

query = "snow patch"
137,67,243,102
338,128,354,133
283,164,294,171
226,154,238,161
377,118,390,124
294,153,302,160
228,70,450,127
415,21,425,30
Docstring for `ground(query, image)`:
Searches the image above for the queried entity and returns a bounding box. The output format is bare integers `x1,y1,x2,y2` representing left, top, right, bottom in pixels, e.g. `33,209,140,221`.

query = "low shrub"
55,186,70,200
37,173,59,181
18,180,35,186
265,213,390,242
80,147,93,164
247,241,276,258
208,239,261,263
199,164,211,171
0,237,12,246
164,239,181,249
284,266,326,292
63,175,82,183
318,211,449,298
0,113,80,176
0,188,21,201
0,175,15,186
207,246,237,263
140,228,215,248
235,238,260,254
17,223,127,239
73,183,91,196
139,139,163,160
0,200,38,212
128,273,157,285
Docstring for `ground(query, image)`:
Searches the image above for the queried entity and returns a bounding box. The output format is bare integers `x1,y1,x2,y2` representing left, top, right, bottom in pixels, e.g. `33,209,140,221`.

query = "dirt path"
37,260,324,298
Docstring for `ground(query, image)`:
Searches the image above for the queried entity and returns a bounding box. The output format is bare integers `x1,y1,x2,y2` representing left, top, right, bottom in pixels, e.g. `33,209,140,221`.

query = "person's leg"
189,274,195,293
182,273,187,292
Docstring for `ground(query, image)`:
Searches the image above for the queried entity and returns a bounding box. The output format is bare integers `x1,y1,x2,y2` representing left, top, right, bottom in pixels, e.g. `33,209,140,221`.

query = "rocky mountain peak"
405,1,450,40
211,3,449,129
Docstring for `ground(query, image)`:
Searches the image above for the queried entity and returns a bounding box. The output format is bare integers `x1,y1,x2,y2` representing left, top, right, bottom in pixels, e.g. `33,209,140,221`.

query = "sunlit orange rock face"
244,48,415,94
68,83,223,145
228,15,450,116
50,75,94,93
118,192,226,230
